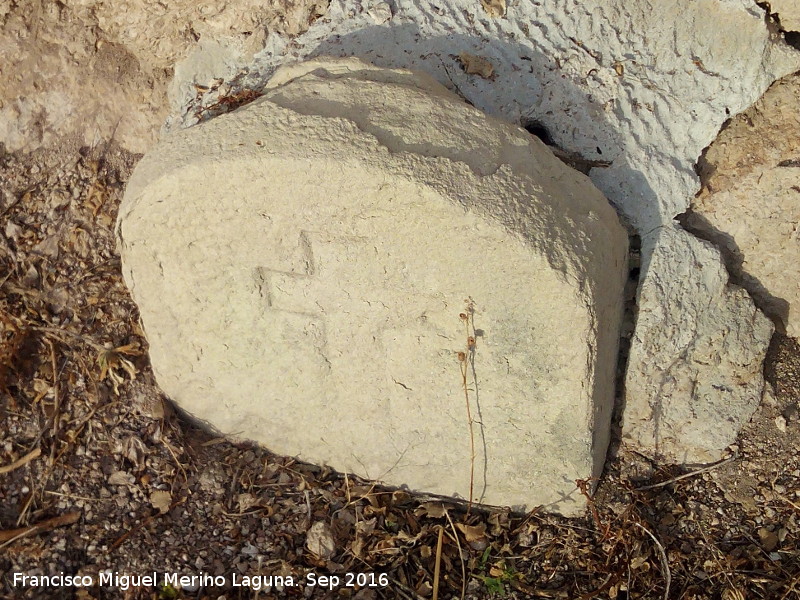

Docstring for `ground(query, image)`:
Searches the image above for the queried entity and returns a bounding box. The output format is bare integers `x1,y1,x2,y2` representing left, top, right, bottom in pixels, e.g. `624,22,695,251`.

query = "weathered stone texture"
169,0,798,467
117,59,628,515
689,73,800,339
64,0,327,69
624,226,773,464
768,0,800,31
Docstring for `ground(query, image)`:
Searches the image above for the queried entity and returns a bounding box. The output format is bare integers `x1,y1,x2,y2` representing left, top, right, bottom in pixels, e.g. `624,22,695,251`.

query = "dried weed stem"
458,300,477,516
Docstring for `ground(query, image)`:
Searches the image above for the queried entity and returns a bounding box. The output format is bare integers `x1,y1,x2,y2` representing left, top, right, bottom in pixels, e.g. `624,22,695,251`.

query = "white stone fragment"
306,522,336,560
623,225,773,464
118,58,628,515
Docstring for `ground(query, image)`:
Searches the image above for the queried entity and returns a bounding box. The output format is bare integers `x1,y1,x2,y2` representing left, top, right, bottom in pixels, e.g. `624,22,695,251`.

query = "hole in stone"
596,146,603,155
785,31,800,51
521,118,556,146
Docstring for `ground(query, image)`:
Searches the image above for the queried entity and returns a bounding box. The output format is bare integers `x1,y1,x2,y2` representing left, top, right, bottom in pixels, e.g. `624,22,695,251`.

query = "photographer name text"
13,571,389,591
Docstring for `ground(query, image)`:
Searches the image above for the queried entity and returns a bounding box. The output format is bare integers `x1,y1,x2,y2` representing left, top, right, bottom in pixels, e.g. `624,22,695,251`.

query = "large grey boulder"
117,58,628,515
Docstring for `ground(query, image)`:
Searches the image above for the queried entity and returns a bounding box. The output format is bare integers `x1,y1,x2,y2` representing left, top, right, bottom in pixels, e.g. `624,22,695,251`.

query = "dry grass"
1,141,799,599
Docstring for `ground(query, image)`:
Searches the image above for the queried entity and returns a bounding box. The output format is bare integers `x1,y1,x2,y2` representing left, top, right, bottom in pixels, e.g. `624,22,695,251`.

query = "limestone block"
689,73,800,338
117,58,629,515
623,225,773,464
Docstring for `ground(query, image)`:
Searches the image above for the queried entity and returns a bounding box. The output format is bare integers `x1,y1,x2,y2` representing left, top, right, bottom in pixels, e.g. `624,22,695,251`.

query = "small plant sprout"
458,298,477,516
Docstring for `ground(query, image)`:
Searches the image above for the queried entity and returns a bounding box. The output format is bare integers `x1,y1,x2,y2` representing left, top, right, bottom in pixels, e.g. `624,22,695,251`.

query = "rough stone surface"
768,0,800,31
0,0,325,152
0,0,166,153
174,0,797,232
117,58,629,515
168,0,798,464
623,225,774,464
65,0,328,70
688,73,800,339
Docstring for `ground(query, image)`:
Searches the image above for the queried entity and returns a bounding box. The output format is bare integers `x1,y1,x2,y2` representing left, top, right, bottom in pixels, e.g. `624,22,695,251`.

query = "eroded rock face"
688,73,800,339
0,0,326,152
768,0,800,32
623,226,773,464
117,59,628,515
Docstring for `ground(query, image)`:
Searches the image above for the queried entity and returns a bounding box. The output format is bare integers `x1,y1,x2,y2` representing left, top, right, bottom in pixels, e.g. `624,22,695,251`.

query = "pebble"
775,415,787,432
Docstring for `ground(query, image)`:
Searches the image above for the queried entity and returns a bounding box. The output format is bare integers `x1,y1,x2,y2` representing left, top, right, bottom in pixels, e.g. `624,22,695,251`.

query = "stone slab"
117,58,628,515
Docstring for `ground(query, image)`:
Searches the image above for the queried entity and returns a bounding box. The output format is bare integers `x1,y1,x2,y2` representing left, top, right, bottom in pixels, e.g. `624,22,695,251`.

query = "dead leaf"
356,518,377,537
122,435,147,469
415,580,433,596
458,53,495,79
416,502,448,518
22,263,40,287
97,342,142,394
32,234,60,259
456,521,487,542
351,516,378,559
391,490,411,505
351,536,366,559
150,490,172,514
108,471,134,486
306,521,335,560
237,493,258,512
480,0,506,18
721,588,745,600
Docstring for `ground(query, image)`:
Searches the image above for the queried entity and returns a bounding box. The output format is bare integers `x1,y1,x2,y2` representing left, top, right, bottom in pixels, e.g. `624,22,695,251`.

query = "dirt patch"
0,0,328,153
